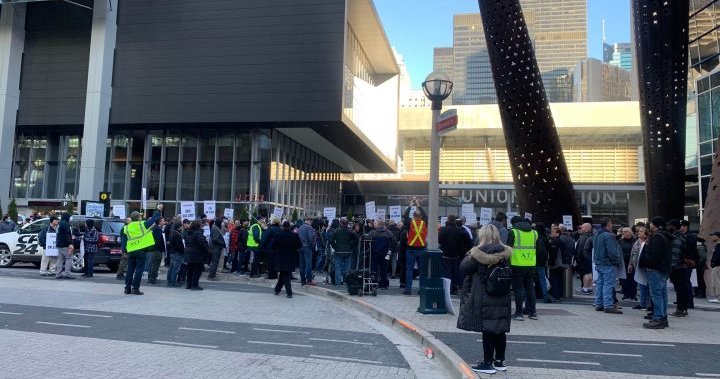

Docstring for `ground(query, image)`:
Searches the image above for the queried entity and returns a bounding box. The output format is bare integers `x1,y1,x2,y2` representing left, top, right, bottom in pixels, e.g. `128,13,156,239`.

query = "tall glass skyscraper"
435,0,587,105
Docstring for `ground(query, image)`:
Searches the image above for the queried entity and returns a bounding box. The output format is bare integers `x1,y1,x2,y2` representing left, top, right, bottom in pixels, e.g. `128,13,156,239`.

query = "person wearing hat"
642,217,673,329
271,221,301,298
123,204,164,295
708,232,720,303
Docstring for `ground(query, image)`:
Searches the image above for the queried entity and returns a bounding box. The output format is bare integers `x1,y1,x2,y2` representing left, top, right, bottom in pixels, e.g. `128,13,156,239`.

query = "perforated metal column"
476,0,581,225
633,0,689,220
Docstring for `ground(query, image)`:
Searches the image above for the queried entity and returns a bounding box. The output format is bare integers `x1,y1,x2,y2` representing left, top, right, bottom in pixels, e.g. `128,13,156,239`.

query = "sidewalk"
222,270,720,379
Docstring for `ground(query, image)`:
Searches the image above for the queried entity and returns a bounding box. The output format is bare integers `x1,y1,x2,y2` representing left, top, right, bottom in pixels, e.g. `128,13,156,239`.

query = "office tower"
435,0,587,104
573,58,632,102
608,43,633,70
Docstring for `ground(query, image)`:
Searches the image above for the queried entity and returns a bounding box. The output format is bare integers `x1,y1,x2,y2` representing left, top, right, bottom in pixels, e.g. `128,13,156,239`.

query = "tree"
239,207,249,222
66,199,75,215
8,198,18,223
291,209,298,223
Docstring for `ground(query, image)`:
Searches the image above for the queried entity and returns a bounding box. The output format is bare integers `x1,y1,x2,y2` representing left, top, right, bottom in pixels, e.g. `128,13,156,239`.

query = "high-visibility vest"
124,221,155,253
511,228,538,267
247,223,262,248
407,219,427,248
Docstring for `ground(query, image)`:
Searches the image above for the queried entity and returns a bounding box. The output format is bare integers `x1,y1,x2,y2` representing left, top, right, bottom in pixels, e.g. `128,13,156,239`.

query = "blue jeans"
316,252,326,272
167,254,183,286
85,252,95,276
638,283,649,308
646,269,668,320
334,253,351,286
536,267,549,299
594,265,617,308
125,251,147,290
299,246,314,284
405,248,425,293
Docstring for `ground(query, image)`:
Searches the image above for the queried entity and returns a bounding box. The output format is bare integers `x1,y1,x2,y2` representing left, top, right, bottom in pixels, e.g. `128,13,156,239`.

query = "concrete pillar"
78,0,118,202
0,4,26,211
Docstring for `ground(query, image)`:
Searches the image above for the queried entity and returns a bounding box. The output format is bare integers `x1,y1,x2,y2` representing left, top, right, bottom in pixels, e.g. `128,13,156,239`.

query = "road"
0,267,450,379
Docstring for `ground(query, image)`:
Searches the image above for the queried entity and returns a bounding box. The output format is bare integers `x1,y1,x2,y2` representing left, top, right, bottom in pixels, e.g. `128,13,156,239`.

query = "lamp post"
422,72,453,250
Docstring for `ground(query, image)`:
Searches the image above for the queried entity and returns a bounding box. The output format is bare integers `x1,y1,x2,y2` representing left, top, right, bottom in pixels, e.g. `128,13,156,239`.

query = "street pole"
427,105,441,250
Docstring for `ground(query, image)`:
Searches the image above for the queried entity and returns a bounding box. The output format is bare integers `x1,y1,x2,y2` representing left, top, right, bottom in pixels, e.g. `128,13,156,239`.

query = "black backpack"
485,259,513,296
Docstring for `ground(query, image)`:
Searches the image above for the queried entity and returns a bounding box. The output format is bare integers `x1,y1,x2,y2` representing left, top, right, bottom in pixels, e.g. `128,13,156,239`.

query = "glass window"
165,135,180,161
699,92,712,142
234,163,250,201
128,163,143,200
700,141,715,156
148,135,163,200
236,134,251,162
182,137,197,162
163,163,178,200
64,136,81,196
180,163,196,200
198,135,216,162
701,155,714,176
198,162,214,200
46,161,59,199
217,163,232,201
712,87,720,139
14,161,28,199
217,135,234,163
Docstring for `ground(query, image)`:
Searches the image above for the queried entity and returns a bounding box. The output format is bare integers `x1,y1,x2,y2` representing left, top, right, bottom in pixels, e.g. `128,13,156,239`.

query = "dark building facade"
0,0,399,218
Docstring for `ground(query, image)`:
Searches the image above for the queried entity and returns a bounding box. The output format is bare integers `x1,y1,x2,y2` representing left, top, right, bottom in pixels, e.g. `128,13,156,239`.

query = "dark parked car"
70,216,126,273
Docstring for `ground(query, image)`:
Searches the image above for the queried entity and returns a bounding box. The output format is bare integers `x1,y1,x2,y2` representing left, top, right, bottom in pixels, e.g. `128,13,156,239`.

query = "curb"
232,274,474,379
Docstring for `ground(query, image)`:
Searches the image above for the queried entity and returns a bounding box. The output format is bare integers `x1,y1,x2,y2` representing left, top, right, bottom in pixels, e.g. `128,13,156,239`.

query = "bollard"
562,265,574,298
418,249,447,314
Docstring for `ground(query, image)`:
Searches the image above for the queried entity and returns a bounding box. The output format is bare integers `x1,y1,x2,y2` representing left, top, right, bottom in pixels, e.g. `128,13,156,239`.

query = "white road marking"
309,337,374,346
601,341,675,347
152,341,218,349
247,340,313,348
517,358,600,366
310,354,383,365
0,311,22,315
476,339,546,345
62,312,113,318
252,327,310,335
35,321,90,328
178,327,236,334
696,374,720,377
564,350,642,357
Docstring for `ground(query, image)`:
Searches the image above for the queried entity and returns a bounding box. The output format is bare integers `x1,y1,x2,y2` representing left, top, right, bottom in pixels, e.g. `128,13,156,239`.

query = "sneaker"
471,362,497,374
190,287,204,291
493,360,507,371
512,313,524,321
528,314,538,320
632,305,645,310
594,306,605,312
708,298,720,303
604,308,623,314
670,309,687,317
643,320,666,329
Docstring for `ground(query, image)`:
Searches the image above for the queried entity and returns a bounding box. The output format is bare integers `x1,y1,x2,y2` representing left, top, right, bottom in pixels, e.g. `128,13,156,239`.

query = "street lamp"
422,72,453,250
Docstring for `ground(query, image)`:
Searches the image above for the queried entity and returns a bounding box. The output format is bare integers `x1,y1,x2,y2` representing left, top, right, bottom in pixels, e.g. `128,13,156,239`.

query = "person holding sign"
123,204,164,295
38,217,59,276
55,214,75,280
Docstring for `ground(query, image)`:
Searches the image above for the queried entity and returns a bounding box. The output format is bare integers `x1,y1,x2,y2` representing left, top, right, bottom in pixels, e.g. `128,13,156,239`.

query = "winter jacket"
330,226,358,254
168,227,185,256
535,234,550,267
56,219,73,248
152,226,166,252
711,244,720,268
210,225,226,250
457,243,513,334
575,232,593,265
184,228,209,264
670,231,686,270
489,220,509,244
558,233,576,265
641,229,672,274
298,223,316,248
592,228,622,266
368,227,396,256
261,224,281,254
629,239,645,269
439,224,472,259
618,237,636,268
272,229,302,271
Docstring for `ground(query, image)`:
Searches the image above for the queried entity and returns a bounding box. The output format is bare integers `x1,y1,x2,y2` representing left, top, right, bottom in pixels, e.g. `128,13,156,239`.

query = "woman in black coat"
184,220,209,291
457,224,513,375
271,221,301,298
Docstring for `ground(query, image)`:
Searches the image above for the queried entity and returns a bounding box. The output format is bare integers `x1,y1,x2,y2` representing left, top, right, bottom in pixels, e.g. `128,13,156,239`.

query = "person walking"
207,218,226,281
184,220,209,291
457,224,513,375
123,205,163,295
593,218,623,314
166,221,185,287
81,219,99,278
272,221,301,298
55,213,75,280
642,217,673,329
148,218,167,284
507,216,538,320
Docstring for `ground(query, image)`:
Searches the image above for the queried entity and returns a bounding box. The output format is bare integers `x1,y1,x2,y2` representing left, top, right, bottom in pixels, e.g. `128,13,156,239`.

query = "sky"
373,0,632,89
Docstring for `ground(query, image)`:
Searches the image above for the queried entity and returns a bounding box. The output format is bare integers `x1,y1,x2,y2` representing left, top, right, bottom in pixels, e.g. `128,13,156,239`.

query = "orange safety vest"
407,219,427,248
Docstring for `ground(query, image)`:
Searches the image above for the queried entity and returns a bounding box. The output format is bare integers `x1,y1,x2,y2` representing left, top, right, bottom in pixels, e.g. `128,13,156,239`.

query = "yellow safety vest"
247,223,262,248
511,229,538,267
124,221,155,253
